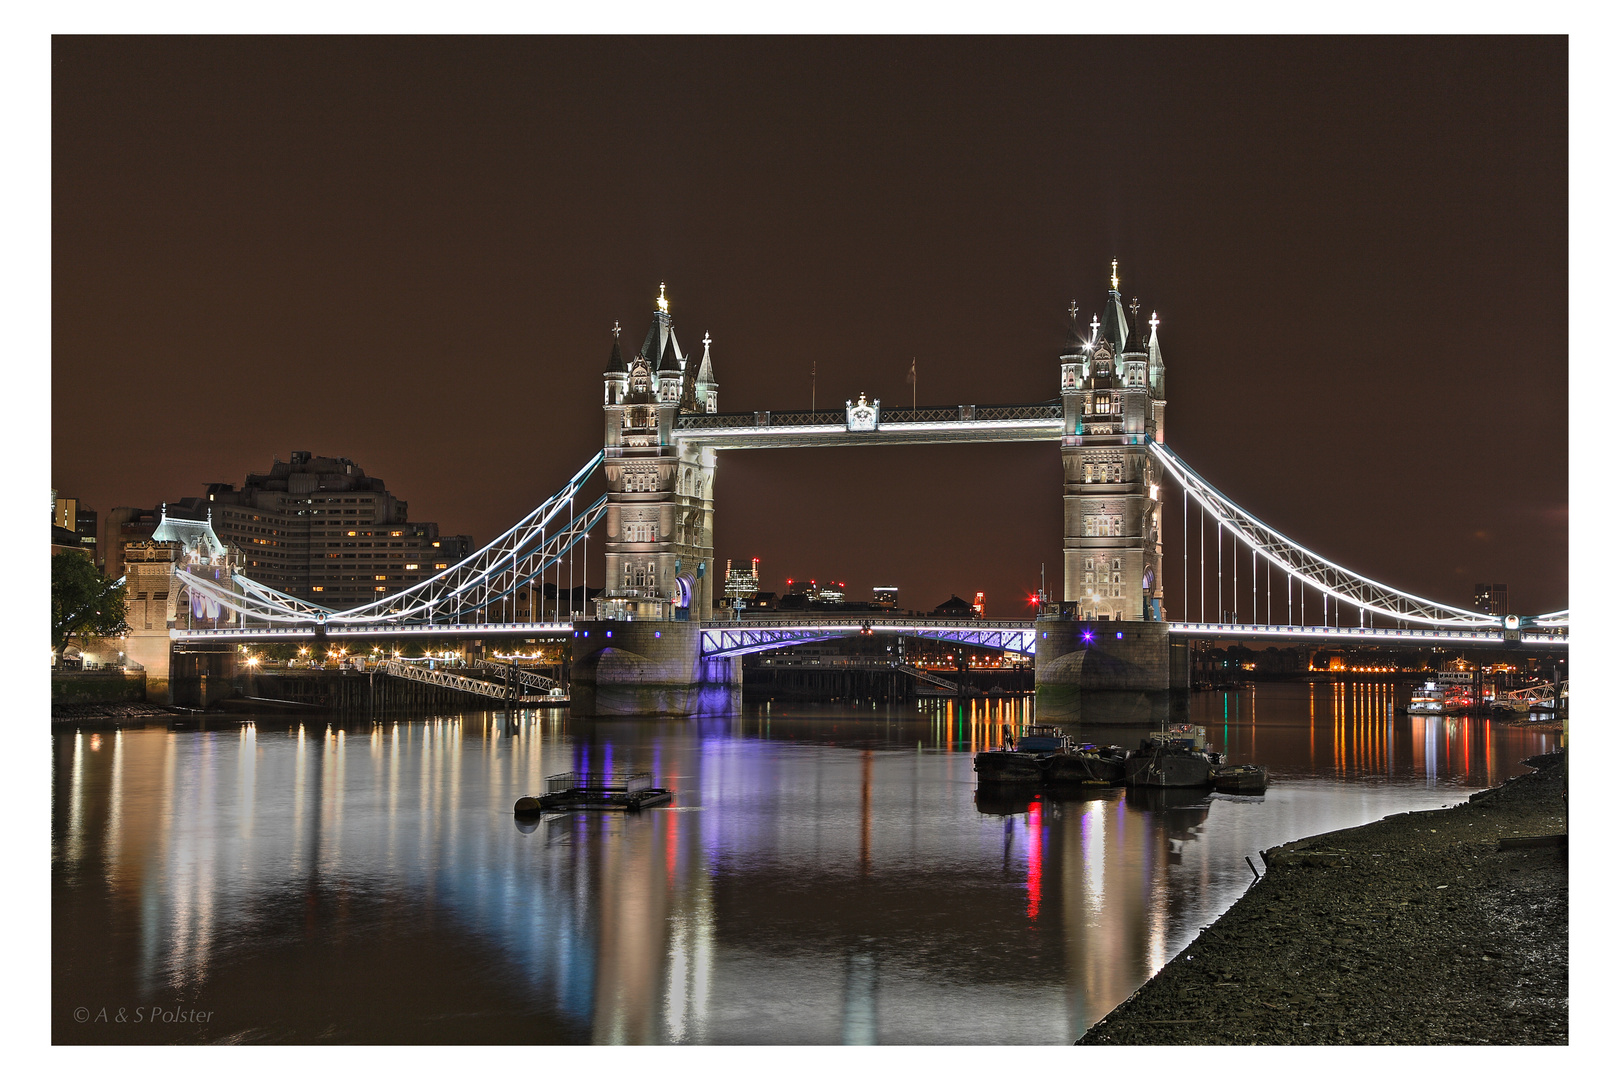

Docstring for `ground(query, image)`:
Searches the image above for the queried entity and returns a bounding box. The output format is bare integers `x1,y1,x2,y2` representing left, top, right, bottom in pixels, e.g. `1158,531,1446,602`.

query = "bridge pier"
568,620,740,717
1034,618,1189,725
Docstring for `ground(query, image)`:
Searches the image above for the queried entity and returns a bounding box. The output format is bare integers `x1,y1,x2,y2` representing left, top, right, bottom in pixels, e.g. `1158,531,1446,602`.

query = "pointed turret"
658,329,683,404
1147,309,1165,399
1099,260,1130,358
1124,297,1146,354
657,329,682,374
1061,299,1088,359
603,322,629,406
694,332,719,413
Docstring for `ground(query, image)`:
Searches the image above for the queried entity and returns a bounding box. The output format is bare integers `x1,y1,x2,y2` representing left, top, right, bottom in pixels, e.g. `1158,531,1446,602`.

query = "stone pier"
1034,618,1189,725
568,620,740,717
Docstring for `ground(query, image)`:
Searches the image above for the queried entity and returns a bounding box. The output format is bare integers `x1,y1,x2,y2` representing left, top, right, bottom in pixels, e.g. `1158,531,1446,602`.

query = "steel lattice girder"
701,623,1036,658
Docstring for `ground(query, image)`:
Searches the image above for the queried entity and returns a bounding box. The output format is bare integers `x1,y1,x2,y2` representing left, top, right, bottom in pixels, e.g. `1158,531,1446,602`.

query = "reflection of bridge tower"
599,285,719,621
1060,262,1166,621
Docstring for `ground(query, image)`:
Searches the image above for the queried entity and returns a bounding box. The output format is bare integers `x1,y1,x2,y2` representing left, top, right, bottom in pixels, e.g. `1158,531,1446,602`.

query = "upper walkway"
673,402,1063,449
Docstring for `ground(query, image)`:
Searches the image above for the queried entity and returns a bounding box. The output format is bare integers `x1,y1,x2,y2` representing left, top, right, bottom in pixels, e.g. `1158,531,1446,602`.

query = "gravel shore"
1079,752,1568,1045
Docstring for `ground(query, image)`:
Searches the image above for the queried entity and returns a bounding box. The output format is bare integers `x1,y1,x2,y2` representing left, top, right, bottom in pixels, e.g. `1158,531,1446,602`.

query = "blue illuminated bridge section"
701,618,1040,658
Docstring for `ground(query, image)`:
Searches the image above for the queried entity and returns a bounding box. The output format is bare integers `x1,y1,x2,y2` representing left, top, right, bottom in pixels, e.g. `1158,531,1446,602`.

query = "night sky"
51,36,1569,618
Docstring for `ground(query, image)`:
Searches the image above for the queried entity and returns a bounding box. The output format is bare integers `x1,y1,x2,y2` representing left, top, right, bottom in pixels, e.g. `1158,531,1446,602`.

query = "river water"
51,683,1558,1044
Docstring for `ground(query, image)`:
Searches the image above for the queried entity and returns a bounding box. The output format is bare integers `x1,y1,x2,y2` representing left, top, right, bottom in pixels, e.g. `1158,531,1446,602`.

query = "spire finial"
1110,260,1119,291
1149,310,1159,333
612,321,620,338
656,282,669,314
1068,299,1079,322
1089,313,1100,340
1130,297,1140,322
702,331,711,349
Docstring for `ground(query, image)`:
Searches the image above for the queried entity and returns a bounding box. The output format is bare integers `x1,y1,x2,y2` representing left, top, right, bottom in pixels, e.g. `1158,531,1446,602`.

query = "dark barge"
514,771,673,815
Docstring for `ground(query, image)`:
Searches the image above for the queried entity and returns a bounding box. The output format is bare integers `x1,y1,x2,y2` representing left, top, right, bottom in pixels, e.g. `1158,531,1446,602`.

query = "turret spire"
1063,300,1087,354
1099,261,1129,357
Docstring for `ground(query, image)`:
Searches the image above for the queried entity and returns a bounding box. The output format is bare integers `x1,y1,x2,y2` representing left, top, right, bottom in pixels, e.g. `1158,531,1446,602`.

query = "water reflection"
52,686,1558,1044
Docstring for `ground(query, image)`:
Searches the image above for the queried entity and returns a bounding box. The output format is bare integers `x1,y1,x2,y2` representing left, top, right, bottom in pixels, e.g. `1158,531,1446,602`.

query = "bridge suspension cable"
177,452,607,628
1153,441,1565,629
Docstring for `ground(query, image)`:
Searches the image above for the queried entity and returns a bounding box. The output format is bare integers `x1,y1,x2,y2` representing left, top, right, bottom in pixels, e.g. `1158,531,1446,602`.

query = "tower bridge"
153,267,1567,717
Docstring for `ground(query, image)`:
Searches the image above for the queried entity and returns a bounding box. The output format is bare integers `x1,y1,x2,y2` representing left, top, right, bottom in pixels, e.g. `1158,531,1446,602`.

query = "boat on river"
1405,680,1475,715
1404,681,1447,714
1212,762,1269,795
514,771,672,815
973,725,1128,786
1125,724,1220,789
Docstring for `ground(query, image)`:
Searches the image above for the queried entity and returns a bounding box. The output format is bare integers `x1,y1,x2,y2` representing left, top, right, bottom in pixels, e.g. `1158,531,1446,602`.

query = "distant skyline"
51,36,1568,617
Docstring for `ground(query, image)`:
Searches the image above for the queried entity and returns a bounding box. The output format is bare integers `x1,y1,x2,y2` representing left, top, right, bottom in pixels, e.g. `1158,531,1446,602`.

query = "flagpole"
812,360,816,413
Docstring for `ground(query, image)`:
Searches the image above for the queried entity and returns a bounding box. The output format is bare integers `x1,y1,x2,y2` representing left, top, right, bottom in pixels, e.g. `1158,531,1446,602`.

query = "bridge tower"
598,284,718,621
1060,262,1166,621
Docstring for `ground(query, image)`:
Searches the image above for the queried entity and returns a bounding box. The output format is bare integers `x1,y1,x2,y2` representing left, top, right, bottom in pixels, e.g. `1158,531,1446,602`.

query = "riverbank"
1079,751,1567,1045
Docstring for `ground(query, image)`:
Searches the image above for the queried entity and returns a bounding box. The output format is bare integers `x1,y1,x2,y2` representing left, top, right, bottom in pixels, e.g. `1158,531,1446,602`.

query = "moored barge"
514,771,673,815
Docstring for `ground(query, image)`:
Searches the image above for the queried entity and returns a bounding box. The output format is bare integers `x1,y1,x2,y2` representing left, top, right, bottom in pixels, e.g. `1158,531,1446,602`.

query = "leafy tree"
52,550,129,654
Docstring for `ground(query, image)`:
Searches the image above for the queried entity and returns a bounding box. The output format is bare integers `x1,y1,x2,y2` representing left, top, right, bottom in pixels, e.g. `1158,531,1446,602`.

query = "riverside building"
172,452,470,610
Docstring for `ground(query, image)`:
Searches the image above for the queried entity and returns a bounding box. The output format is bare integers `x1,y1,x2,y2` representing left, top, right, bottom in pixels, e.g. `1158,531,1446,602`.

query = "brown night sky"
50,36,1568,618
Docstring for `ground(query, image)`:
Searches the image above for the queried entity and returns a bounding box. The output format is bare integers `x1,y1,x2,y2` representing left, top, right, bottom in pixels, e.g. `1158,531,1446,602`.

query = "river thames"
52,683,1558,1044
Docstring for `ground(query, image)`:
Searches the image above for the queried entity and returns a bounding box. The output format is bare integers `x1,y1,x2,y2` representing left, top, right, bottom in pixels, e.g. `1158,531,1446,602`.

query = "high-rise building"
598,284,720,620
1060,262,1167,621
1474,583,1509,617
51,494,100,563
723,557,761,601
171,452,470,610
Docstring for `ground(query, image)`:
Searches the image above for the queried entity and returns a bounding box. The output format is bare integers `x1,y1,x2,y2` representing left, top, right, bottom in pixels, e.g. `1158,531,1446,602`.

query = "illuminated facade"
599,285,720,619
177,452,470,609
1060,263,1167,620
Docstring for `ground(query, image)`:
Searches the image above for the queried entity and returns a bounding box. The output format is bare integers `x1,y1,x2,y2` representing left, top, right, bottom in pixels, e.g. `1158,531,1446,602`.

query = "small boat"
1042,741,1130,786
514,771,672,815
1405,681,1446,714
1125,724,1219,789
1212,762,1269,795
973,725,1128,786
973,748,1044,783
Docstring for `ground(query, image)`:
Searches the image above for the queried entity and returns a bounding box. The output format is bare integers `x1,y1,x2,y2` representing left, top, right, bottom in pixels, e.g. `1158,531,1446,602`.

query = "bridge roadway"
174,615,1568,654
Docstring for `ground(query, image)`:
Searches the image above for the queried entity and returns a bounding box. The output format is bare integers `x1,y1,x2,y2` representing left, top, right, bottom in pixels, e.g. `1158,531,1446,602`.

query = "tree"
52,550,129,654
